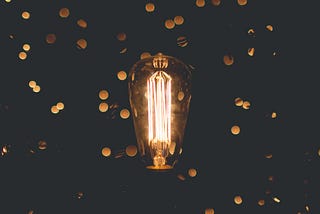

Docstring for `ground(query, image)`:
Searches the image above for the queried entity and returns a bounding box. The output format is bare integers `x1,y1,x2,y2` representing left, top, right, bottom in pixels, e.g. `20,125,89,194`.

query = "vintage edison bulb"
128,53,192,170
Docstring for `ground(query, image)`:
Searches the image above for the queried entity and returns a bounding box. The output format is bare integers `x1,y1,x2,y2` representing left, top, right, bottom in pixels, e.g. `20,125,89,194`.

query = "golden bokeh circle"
120,108,130,119
59,8,70,18
174,16,184,25
46,34,57,44
21,11,30,19
231,125,240,135
211,0,221,6
117,71,127,81
145,3,155,12
237,0,247,6
99,102,109,112
117,32,127,41
99,90,109,100
56,102,64,110
76,39,87,49
51,105,59,114
223,54,234,66
77,19,87,28
165,19,175,29
28,80,37,88
205,208,215,214
125,145,138,157
188,168,197,177
196,0,205,7
234,195,243,205
101,147,111,157
23,43,31,51
234,97,243,106
33,85,41,93
242,101,251,110
18,51,27,60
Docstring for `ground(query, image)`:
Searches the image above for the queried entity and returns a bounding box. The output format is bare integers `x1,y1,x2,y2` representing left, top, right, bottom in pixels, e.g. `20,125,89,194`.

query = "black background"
1,0,319,213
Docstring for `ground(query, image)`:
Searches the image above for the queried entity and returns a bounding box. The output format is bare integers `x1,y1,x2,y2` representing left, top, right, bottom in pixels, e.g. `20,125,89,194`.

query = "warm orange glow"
234,97,243,106
99,90,109,100
147,71,172,167
242,101,250,109
231,125,240,135
145,3,155,12
188,168,197,177
99,102,109,112
174,16,184,25
101,147,111,157
33,85,41,93
21,11,30,19
164,19,175,29
248,28,255,36
51,105,59,114
18,51,27,60
211,0,220,6
223,54,234,66
77,19,87,28
5,0,11,2
59,8,70,18
76,39,87,49
178,91,184,101
46,34,56,44
23,43,31,51
234,195,243,205
56,102,64,110
196,0,205,7
120,108,130,119
271,112,277,118
125,145,137,157
117,71,127,80
258,199,265,206
28,80,37,88
205,208,215,214
117,32,126,41
248,48,255,56
237,0,247,6
266,24,274,31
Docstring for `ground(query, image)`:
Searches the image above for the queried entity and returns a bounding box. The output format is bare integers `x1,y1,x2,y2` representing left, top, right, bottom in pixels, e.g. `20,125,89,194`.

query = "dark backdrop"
1,0,319,213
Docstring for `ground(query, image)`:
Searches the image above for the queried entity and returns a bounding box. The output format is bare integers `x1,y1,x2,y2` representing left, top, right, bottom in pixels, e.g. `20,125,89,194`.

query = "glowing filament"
147,71,172,166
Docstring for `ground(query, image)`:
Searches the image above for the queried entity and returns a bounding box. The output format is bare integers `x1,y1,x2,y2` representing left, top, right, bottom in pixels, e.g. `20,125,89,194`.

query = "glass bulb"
128,53,192,170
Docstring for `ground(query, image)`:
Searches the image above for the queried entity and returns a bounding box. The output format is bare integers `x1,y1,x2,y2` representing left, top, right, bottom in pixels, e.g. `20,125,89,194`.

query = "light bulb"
128,53,192,170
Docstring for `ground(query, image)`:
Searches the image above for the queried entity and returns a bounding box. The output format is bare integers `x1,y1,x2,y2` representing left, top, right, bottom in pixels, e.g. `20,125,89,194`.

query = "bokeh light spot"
46,34,56,44
76,39,87,49
165,19,175,29
77,19,87,28
18,51,27,60
266,24,274,31
196,0,205,7
211,0,220,6
234,97,243,106
51,105,59,114
38,140,47,150
32,85,41,93
120,108,130,119
205,208,215,214
174,16,184,25
28,80,37,88
99,90,109,100
56,102,64,110
117,71,127,80
242,101,251,110
188,168,197,177
21,11,30,19
117,32,127,41
248,47,255,56
177,36,188,47
99,102,109,112
234,195,243,205
23,43,31,51
101,147,111,157
231,125,240,135
125,145,137,157
223,54,234,66
145,3,155,12
237,0,247,6
59,8,70,18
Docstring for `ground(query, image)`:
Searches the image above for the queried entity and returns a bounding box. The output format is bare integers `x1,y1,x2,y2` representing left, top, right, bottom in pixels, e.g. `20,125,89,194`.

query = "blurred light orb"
145,3,155,12
21,11,30,19
234,195,243,204
120,108,130,119
125,145,138,157
231,125,240,135
59,8,70,18
99,90,109,100
102,147,111,157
